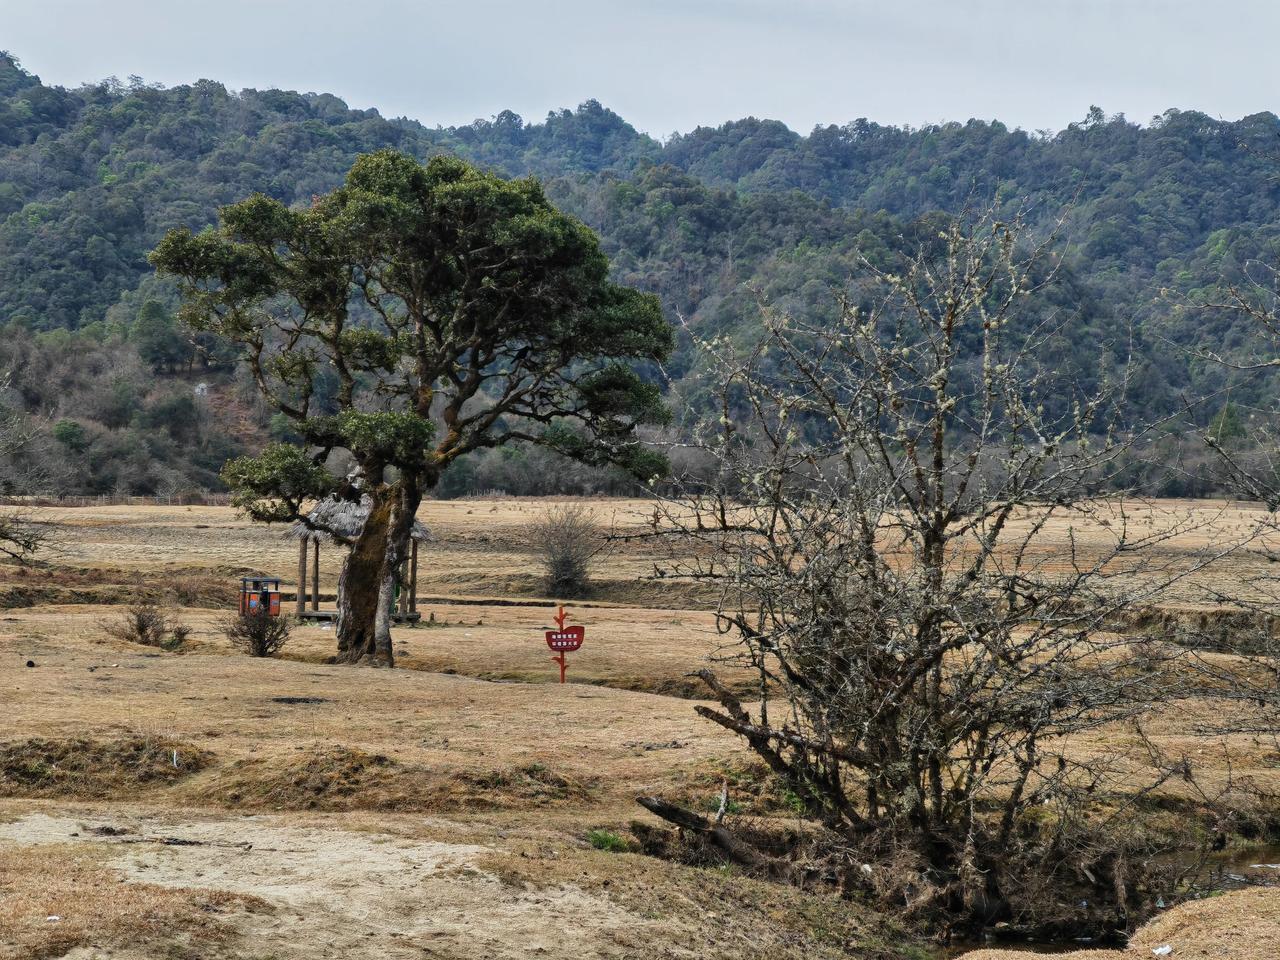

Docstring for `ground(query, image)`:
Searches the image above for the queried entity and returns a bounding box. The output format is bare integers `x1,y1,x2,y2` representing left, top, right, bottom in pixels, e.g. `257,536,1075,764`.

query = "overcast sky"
6,0,1277,136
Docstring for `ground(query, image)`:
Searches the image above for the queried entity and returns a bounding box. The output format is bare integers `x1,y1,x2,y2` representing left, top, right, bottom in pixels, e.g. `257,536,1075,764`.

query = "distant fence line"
0,491,640,509
0,493,233,508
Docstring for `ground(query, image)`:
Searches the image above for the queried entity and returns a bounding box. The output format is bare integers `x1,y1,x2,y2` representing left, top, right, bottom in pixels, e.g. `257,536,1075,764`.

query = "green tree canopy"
152,149,672,663
132,299,187,371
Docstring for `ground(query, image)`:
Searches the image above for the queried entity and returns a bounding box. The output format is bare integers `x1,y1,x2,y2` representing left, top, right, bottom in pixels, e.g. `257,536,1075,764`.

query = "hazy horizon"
8,0,1280,138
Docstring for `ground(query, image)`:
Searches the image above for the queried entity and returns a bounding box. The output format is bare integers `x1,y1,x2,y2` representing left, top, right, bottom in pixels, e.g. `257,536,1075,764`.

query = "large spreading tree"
152,150,672,664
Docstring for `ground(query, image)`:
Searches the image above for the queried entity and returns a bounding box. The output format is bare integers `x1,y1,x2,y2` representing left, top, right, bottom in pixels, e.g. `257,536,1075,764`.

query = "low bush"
103,600,188,651
225,608,291,657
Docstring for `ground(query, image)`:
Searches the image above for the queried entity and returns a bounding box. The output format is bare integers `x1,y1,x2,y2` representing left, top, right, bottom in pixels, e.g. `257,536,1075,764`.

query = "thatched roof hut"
289,494,430,618
288,495,431,545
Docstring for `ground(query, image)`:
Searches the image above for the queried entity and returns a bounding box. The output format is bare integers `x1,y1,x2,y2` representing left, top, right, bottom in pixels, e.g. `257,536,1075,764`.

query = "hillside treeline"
0,52,1274,494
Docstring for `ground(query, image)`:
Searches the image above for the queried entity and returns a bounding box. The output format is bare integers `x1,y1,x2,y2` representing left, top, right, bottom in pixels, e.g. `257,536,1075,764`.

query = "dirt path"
1,810,661,959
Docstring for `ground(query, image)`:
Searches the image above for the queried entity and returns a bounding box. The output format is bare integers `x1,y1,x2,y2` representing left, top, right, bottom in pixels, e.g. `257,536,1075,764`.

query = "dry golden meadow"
1,497,1277,959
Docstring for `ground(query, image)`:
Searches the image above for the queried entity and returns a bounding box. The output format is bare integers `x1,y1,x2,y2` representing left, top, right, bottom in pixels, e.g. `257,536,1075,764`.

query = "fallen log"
636,794,782,875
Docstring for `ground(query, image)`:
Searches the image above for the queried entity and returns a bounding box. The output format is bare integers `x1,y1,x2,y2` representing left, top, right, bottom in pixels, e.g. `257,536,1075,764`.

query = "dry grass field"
1,497,1277,959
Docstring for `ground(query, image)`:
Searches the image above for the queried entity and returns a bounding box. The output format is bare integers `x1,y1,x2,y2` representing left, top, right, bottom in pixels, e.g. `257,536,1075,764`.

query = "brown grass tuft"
1129,887,1280,960
215,746,402,810
452,762,592,807
0,736,213,799
169,573,241,607
211,746,592,812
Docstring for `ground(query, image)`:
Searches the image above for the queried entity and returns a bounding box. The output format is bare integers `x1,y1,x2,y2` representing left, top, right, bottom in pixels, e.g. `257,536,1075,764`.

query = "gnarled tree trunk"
372,567,397,661
373,480,423,658
335,488,394,665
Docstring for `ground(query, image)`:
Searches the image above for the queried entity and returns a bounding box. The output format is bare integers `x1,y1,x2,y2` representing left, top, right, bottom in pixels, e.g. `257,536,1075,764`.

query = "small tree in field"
529,503,605,597
647,212,1232,936
226,609,291,657
152,151,671,666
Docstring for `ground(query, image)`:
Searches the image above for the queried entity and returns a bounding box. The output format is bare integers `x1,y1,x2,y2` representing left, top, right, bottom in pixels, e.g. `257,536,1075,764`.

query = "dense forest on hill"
0,52,1276,495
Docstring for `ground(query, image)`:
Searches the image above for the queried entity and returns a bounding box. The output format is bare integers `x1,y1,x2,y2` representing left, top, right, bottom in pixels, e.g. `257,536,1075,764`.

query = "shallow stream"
933,844,1280,957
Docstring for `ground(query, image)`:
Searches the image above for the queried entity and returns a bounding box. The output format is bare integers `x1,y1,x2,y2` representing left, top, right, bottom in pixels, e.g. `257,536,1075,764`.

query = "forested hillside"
1,51,1276,495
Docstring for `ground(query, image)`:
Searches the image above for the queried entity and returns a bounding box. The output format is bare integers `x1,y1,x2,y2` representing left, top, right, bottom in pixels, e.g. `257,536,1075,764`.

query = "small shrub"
226,608,291,657
781,789,808,815
528,503,606,597
587,828,632,853
103,600,188,651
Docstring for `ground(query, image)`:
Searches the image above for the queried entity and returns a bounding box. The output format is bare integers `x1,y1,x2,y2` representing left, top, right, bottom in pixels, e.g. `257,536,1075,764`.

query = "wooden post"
397,558,410,616
409,540,418,613
296,538,307,616
311,539,320,611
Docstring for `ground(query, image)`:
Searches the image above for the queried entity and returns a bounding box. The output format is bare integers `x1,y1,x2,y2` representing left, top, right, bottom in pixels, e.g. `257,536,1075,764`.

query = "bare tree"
643,212,1239,936
528,503,606,597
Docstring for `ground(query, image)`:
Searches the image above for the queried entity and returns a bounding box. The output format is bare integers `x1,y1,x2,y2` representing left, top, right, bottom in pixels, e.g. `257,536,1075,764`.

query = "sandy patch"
1,811,646,960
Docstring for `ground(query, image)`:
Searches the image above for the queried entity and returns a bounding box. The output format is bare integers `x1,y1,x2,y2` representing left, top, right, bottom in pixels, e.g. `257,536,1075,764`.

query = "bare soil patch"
0,842,265,960
0,810,914,960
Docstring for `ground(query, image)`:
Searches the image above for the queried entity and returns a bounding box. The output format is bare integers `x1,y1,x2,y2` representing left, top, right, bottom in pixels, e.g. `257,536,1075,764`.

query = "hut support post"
397,558,410,616
296,539,308,616
311,540,320,611
410,540,418,613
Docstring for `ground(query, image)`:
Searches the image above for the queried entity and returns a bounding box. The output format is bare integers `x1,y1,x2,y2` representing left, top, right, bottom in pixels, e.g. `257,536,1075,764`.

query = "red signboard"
544,606,584,682
545,625,584,652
